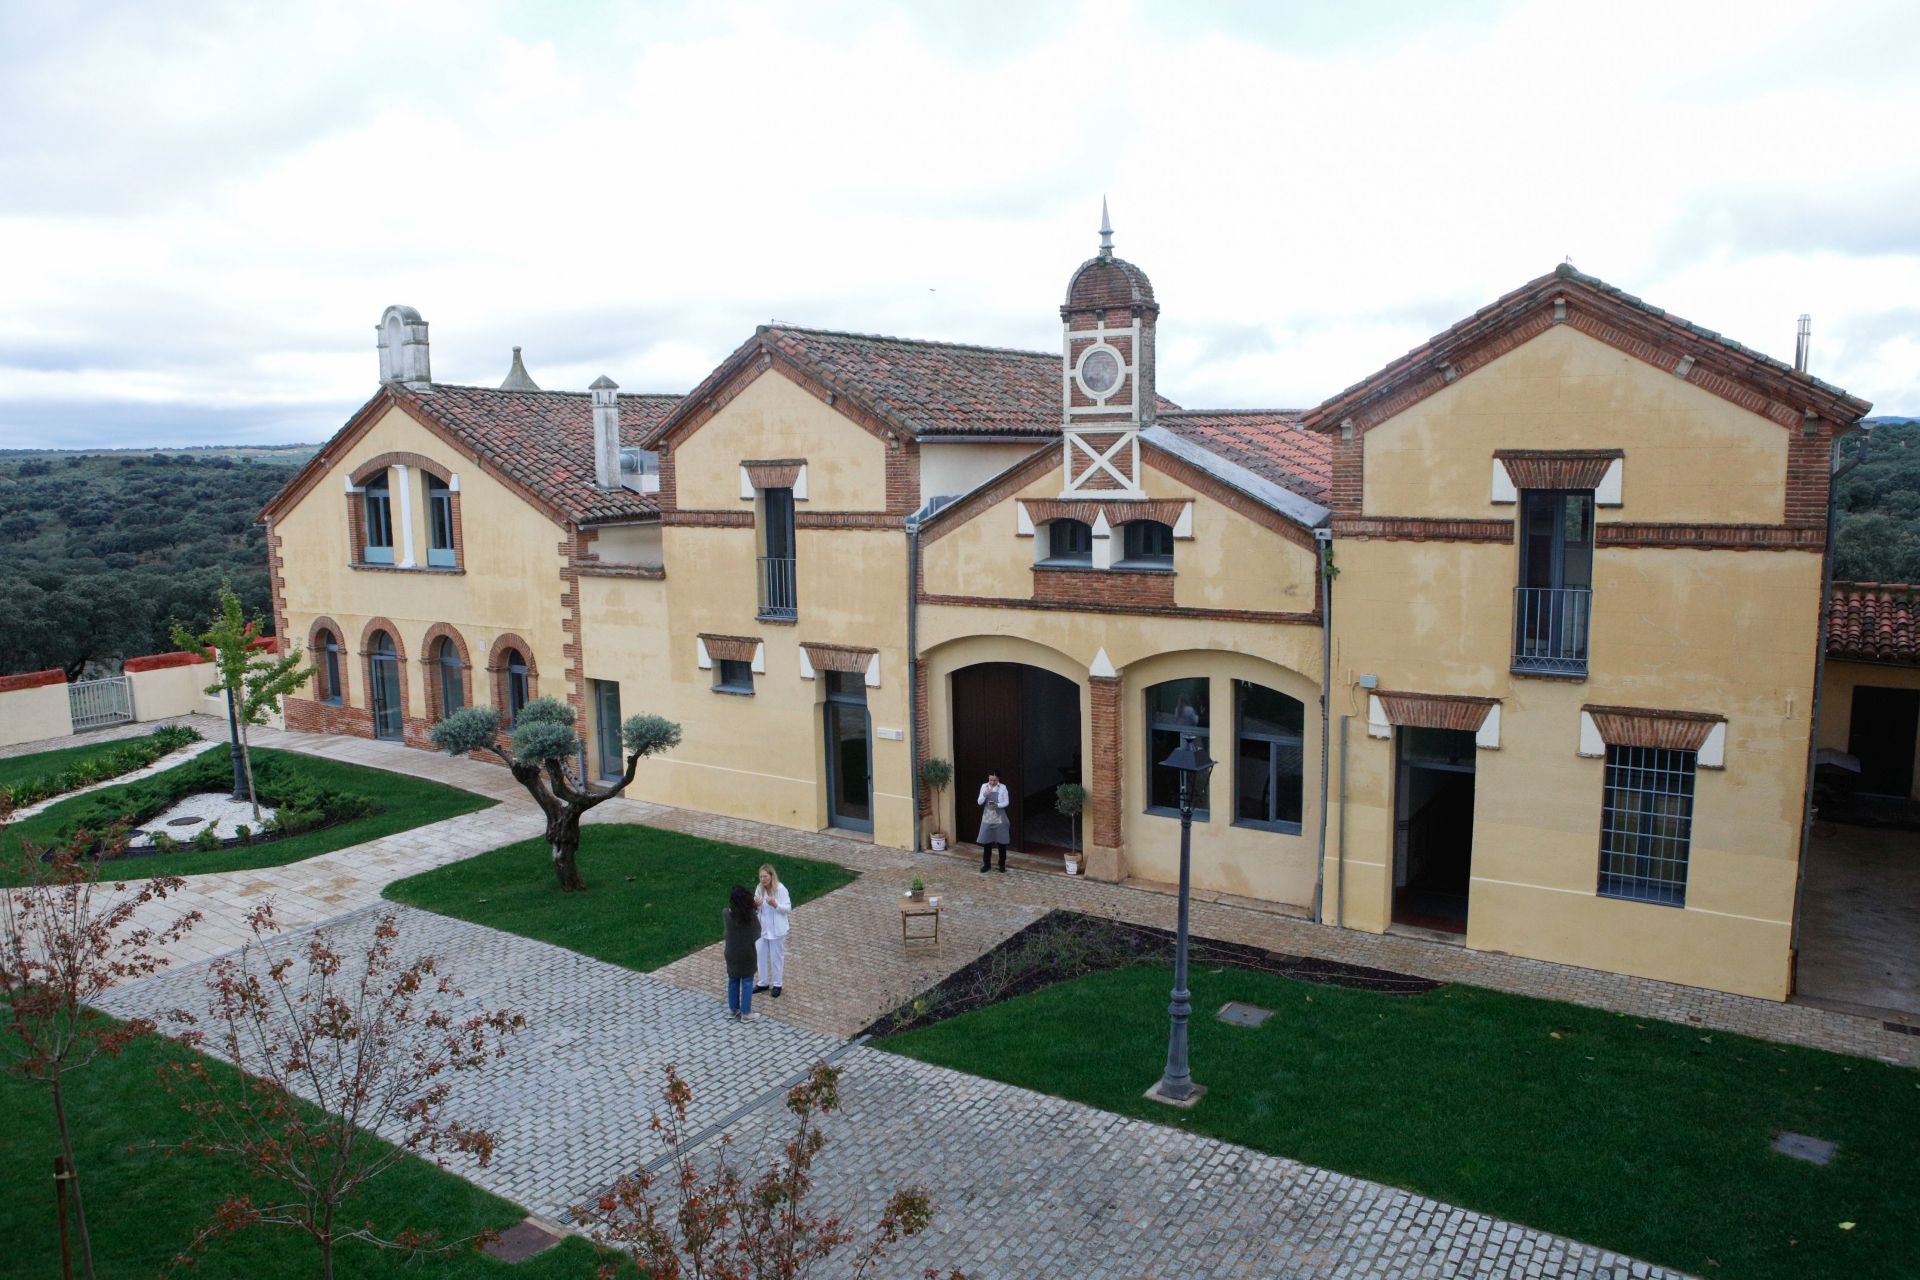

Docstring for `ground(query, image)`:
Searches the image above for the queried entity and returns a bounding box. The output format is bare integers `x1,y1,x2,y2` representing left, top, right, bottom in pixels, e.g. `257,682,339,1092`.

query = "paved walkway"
1796,819,1920,1022
100,901,1681,1279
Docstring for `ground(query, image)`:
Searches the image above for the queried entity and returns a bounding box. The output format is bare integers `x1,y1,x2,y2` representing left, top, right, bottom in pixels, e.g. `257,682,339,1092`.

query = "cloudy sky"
3,0,1916,449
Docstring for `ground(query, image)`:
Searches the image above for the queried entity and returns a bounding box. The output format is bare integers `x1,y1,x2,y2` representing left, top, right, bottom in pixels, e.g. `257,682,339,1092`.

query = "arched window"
1045,518,1092,564
316,628,344,705
1233,681,1304,832
1121,519,1174,568
504,648,530,724
426,473,457,567
368,630,403,740
362,472,394,564
435,637,465,720
1145,678,1209,816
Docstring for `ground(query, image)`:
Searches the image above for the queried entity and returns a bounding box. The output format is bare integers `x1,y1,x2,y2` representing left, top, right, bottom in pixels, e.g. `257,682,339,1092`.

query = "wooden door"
951,663,1023,849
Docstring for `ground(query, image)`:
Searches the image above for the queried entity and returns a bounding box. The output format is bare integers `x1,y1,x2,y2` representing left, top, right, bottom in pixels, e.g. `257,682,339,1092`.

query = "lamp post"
1149,731,1214,1107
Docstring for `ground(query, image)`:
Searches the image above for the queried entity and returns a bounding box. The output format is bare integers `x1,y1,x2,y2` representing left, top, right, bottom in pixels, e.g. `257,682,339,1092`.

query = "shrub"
0,724,202,810
232,824,252,845
191,827,220,852
149,832,180,853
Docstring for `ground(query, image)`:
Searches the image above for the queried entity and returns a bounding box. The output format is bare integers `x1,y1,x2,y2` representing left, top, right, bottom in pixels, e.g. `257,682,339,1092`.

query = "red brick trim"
0,668,64,692
350,450,452,486
265,515,289,655
1583,703,1724,751
1143,445,1321,552
1493,448,1622,490
699,633,760,662
794,512,905,530
122,650,204,673
1022,498,1187,528
801,642,876,674
913,658,932,821
918,446,1059,547
661,510,756,528
357,617,411,729
1594,523,1825,550
306,616,349,704
1088,675,1123,849
921,592,1318,627
357,616,404,657
1032,565,1177,608
1331,517,1515,543
742,459,804,489
559,527,587,720
418,623,474,723
1374,689,1497,732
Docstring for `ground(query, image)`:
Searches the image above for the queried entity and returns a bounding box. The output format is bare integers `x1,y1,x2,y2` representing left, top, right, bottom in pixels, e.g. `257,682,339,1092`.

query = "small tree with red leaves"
0,806,201,1280
574,1061,964,1280
164,904,524,1280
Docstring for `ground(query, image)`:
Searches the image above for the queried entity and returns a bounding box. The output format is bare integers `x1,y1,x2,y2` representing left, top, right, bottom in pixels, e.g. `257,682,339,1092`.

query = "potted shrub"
921,757,954,852
907,875,926,902
1055,782,1087,875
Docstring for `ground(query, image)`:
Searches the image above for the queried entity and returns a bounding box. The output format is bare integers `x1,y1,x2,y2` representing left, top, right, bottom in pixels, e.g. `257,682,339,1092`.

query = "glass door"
824,672,872,833
593,680,624,780
369,632,403,741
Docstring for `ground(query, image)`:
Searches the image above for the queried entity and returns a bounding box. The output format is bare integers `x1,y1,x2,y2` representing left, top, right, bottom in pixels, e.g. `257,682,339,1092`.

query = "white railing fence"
68,676,134,730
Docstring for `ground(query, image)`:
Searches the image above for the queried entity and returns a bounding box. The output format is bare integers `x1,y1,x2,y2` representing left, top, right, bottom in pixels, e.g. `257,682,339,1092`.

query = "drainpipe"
907,517,923,854
1312,527,1334,925
1790,422,1872,972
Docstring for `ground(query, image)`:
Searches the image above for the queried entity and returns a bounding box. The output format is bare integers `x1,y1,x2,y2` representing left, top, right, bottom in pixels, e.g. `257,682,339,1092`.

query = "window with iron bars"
1597,745,1695,906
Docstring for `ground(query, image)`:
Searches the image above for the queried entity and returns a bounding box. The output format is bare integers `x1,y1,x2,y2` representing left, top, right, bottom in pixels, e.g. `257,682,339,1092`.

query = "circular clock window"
1078,346,1121,396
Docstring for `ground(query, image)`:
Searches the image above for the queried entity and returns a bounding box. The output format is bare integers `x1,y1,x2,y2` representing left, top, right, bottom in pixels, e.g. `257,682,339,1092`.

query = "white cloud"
1,0,1916,448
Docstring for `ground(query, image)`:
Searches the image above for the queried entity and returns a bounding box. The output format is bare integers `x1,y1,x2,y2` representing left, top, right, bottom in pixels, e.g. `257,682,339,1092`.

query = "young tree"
171,581,309,822
0,809,201,1280
165,904,524,1280
430,699,681,892
574,1061,962,1280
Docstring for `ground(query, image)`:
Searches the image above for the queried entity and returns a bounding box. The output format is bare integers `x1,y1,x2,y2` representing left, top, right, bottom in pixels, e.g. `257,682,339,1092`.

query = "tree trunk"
548,809,586,892
237,719,261,824
319,1205,335,1280
50,1072,97,1280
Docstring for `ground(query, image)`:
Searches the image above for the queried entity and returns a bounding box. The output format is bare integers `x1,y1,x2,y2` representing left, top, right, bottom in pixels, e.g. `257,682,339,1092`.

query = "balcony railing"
758,556,797,620
1512,585,1590,675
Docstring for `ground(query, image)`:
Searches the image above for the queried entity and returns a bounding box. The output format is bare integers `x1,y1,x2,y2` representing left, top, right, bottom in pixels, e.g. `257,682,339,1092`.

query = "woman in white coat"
752,863,792,998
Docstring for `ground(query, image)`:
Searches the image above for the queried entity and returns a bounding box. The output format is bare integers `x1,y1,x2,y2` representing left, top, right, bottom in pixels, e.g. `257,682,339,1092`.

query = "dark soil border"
862,909,1438,1039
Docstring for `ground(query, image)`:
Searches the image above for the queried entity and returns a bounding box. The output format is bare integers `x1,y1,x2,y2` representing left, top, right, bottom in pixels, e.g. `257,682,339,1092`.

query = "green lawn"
879,964,1920,1280
0,731,187,792
1,747,494,885
0,1015,602,1278
385,825,856,972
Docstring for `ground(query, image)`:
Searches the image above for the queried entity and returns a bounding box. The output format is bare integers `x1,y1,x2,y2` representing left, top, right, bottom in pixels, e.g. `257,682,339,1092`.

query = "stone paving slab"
96,902,845,1223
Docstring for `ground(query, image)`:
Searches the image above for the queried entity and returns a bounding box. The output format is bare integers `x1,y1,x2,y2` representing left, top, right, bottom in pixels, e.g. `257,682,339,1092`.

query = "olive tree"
430,698,681,891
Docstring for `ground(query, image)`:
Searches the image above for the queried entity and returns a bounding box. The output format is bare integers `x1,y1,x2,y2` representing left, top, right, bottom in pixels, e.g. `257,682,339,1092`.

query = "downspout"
1312,527,1334,925
907,516,923,854
1790,422,1871,972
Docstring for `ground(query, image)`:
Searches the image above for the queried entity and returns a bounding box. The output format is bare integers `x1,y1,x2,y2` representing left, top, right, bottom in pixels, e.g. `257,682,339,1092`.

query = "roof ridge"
430,382,686,400
762,324,1055,361
1160,408,1306,418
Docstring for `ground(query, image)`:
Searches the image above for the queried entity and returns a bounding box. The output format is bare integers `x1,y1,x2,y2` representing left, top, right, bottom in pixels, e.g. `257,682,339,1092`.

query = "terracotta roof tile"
1157,410,1331,505
1829,582,1920,664
405,385,682,523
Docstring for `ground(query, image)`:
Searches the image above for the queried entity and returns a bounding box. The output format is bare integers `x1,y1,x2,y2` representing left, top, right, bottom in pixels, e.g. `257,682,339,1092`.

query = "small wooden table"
899,894,942,950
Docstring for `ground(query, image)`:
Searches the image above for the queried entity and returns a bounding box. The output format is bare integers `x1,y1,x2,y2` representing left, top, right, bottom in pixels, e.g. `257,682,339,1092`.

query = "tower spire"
1099,196,1113,258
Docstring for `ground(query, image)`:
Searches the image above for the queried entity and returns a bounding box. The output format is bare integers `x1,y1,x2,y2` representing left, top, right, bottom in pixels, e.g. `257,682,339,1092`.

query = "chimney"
499,346,541,391
1794,314,1812,373
376,305,432,389
591,375,620,489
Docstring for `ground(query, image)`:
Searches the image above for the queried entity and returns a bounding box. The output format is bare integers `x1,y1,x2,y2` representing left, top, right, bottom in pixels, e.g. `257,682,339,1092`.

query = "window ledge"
1033,559,1095,570
1509,665,1587,682
756,612,799,625
350,561,467,575
1112,560,1175,574
1596,888,1686,910
712,685,755,697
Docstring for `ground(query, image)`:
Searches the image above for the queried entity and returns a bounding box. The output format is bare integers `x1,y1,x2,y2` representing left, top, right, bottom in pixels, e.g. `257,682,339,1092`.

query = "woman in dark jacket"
723,883,762,1021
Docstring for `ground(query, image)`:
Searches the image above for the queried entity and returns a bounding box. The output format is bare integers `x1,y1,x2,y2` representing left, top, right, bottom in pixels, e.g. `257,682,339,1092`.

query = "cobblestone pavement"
96,902,847,1224
99,902,1686,1279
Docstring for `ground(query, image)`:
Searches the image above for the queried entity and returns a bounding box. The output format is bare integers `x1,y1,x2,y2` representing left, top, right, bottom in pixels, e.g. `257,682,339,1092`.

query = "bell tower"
1059,200,1158,497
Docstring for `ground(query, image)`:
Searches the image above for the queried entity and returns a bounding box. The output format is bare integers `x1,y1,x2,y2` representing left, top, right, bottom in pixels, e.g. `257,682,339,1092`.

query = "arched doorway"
951,663,1081,853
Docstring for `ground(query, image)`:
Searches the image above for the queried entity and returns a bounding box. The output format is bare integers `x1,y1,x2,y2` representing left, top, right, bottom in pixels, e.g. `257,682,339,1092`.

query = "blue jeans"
728,976,753,1015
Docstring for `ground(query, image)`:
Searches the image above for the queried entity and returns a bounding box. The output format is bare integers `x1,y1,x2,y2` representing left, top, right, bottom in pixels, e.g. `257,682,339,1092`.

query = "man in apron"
978,771,1011,872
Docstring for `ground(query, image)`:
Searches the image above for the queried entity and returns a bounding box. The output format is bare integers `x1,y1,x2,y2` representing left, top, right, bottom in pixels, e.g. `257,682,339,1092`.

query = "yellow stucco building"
265,236,1873,1004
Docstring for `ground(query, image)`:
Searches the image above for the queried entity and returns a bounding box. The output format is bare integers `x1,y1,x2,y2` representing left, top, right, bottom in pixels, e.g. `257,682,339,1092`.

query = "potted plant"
1055,782,1086,875
907,875,926,902
921,757,954,852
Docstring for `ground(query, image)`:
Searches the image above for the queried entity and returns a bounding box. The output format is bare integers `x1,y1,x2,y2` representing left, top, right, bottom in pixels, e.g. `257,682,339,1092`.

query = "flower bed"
36,749,375,863
0,724,201,809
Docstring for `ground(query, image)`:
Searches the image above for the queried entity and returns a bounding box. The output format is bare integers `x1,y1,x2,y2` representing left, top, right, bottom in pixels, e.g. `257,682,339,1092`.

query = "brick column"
1087,674,1125,881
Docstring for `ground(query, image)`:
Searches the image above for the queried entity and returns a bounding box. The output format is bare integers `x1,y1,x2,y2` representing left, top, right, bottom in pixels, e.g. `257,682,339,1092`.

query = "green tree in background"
172,583,310,822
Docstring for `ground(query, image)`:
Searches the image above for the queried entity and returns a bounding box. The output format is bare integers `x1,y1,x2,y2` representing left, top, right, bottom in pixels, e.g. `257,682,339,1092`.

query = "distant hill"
1834,417,1920,584
0,451,297,677
0,443,317,465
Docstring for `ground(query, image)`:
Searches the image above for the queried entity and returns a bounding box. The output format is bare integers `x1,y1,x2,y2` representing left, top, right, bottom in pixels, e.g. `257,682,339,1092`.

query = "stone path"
99,901,1682,1279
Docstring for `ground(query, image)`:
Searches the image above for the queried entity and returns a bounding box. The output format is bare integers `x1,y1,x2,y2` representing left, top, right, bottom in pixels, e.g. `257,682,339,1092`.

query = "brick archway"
419,622,474,723
486,632,539,718
358,617,411,735
307,614,348,705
